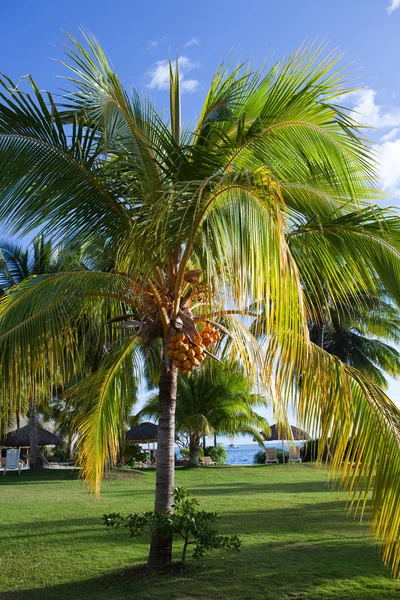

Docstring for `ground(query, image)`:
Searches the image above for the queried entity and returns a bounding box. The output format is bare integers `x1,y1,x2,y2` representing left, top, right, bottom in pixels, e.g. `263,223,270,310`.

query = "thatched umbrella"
259,424,309,442
126,422,158,443
257,424,309,463
1,423,62,447
126,422,158,460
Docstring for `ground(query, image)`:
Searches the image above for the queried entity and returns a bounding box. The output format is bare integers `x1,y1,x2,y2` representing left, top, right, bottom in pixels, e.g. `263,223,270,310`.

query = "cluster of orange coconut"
167,325,221,373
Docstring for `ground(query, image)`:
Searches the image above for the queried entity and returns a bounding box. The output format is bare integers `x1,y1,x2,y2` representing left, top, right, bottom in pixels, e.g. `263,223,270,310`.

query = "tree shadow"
1,537,398,600
1,501,398,599
0,469,80,485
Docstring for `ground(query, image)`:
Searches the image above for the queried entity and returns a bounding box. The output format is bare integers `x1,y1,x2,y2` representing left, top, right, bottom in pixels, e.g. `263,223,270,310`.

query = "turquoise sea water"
224,441,305,465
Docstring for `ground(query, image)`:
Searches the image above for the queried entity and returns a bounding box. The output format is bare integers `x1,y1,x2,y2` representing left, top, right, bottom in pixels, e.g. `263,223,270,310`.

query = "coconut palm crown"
0,33,399,572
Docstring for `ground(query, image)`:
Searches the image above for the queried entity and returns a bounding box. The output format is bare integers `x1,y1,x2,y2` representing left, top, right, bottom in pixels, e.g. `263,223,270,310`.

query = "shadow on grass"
0,469,80,485
0,468,146,486
1,537,397,600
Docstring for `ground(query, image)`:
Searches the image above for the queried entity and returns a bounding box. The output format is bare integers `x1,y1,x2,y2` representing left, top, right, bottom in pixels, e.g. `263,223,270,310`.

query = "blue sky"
2,0,400,440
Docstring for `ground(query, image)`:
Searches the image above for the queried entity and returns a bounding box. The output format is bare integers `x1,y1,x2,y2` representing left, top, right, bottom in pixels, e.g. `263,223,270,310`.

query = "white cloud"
381,128,399,142
344,88,400,128
181,79,200,92
388,0,400,14
146,56,200,93
146,40,157,50
184,37,199,47
375,138,400,197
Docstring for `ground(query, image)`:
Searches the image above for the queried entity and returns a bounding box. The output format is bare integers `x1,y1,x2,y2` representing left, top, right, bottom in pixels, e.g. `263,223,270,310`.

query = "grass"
0,464,398,599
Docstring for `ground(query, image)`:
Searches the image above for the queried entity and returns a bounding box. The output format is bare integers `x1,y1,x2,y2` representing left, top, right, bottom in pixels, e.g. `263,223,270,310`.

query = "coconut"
178,352,187,362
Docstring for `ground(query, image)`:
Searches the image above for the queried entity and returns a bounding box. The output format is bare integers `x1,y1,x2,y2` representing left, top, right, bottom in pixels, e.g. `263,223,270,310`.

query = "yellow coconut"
187,349,195,358
173,350,180,360
176,332,185,342
178,352,187,362
182,360,191,370
167,349,175,359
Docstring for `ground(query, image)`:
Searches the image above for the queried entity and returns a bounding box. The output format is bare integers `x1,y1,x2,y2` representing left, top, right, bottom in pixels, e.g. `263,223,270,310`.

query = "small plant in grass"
102,487,241,564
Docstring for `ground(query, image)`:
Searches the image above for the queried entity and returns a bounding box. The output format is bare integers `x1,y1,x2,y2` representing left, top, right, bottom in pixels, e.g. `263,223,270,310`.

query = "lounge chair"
201,456,215,466
265,448,279,464
288,446,302,463
3,448,22,476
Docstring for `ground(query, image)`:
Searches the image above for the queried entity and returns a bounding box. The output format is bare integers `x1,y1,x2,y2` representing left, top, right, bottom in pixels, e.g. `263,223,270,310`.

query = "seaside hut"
0,423,62,466
126,422,158,460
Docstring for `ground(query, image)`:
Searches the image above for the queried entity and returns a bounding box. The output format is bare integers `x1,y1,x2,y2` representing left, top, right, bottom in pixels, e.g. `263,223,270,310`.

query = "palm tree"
309,293,400,388
0,35,400,571
140,361,268,466
0,236,85,467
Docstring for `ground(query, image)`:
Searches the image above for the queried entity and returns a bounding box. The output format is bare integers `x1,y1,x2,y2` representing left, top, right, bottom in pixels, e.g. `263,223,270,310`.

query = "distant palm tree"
0,236,84,467
309,294,400,388
140,361,268,466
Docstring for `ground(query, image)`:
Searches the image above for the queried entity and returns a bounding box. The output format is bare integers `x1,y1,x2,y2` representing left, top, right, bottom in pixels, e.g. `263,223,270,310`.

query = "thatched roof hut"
259,424,309,441
126,422,158,444
1,424,63,447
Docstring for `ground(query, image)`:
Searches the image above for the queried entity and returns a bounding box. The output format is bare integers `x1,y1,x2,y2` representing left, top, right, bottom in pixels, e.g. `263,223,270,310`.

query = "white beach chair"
265,448,279,464
288,446,302,463
201,456,215,466
3,448,22,476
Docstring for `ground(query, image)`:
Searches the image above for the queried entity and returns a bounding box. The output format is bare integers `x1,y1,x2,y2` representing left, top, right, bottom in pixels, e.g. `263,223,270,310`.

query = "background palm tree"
309,293,400,388
140,361,268,466
0,35,399,571
0,236,85,467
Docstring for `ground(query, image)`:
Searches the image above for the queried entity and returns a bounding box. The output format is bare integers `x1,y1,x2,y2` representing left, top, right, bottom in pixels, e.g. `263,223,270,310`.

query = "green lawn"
0,464,398,600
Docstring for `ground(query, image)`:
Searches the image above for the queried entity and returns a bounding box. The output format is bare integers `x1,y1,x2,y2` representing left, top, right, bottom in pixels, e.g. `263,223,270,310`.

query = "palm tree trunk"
148,356,177,568
188,433,200,466
214,432,217,447
28,396,43,469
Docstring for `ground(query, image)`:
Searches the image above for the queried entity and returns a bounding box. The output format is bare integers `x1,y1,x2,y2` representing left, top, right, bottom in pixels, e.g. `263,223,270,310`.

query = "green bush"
276,448,289,464
103,487,241,563
204,444,227,465
47,443,69,462
121,444,147,466
253,450,266,464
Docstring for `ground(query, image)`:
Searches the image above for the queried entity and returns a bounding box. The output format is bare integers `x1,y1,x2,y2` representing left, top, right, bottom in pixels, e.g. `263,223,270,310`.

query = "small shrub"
47,443,69,462
253,450,266,464
103,487,241,563
204,444,227,464
121,444,147,466
276,448,290,464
